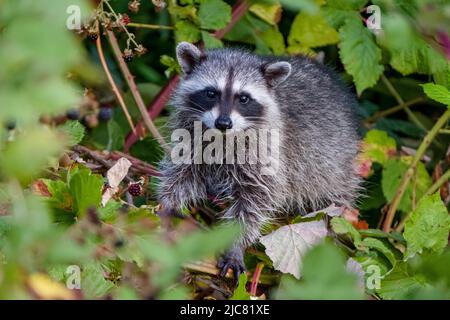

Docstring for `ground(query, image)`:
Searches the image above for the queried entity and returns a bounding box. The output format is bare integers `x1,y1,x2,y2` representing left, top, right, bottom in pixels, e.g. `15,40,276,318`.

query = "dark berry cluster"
128,183,142,197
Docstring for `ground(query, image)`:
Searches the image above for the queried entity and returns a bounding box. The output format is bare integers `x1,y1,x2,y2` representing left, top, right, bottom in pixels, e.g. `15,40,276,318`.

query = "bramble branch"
383,108,450,232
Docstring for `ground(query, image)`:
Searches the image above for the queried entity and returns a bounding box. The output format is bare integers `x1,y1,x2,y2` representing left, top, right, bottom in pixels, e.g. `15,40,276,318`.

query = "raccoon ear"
262,61,292,87
176,42,204,75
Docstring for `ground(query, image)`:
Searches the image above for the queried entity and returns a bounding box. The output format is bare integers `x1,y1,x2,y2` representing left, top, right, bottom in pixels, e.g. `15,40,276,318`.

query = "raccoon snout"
215,116,233,130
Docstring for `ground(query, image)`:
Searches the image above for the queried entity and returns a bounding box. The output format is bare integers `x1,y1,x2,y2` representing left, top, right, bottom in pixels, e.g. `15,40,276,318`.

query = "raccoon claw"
217,248,246,285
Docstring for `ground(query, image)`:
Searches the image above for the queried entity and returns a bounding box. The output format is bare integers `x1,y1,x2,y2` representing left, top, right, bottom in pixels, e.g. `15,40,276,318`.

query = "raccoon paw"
217,247,246,285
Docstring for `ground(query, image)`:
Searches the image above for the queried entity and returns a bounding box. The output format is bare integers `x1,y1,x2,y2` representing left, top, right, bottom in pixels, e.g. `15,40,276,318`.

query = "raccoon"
157,42,362,280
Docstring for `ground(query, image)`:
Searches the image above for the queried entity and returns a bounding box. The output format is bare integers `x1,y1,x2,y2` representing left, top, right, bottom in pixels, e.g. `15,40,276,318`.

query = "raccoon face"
174,42,292,132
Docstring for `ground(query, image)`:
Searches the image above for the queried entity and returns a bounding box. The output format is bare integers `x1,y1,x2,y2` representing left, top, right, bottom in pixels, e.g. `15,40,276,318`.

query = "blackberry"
128,183,142,197
87,32,98,42
123,49,134,63
98,107,113,122
66,108,80,120
114,239,125,248
5,120,16,131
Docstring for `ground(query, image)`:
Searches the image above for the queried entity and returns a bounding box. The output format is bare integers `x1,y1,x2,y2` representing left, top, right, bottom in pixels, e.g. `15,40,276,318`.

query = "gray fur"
157,42,362,275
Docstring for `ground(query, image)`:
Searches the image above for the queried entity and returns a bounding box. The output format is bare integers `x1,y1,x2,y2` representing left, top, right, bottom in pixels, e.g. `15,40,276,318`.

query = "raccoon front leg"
157,163,207,216
218,197,270,283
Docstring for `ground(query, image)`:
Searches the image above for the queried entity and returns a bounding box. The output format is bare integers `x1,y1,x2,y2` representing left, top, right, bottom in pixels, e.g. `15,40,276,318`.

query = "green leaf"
326,0,368,10
421,83,450,107
81,263,115,299
198,0,231,30
380,14,447,76
331,217,363,248
339,18,384,94
361,237,401,267
288,12,339,50
377,262,429,300
201,31,224,49
0,128,64,183
60,120,85,146
68,167,103,216
403,193,450,259
175,20,201,43
260,27,286,55
275,243,364,299
230,273,251,300
280,0,320,13
360,129,397,165
382,157,432,213
249,2,282,26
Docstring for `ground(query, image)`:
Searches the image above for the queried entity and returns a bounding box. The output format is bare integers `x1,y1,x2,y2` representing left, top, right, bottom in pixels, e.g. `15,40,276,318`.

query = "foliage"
0,0,449,300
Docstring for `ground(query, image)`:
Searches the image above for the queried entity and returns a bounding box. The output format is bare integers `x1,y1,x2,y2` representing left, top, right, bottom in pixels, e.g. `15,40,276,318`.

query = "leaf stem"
383,108,450,232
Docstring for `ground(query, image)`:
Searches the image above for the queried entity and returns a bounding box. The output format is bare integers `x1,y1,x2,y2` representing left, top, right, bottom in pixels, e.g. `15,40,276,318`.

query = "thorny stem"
383,108,450,232
95,21,137,135
106,30,171,154
395,168,450,232
127,22,174,30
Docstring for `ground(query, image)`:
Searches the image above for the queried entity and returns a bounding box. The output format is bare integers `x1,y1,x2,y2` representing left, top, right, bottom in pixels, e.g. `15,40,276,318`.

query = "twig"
95,22,137,135
439,129,450,134
127,22,174,30
105,30,171,154
383,109,450,232
364,97,425,124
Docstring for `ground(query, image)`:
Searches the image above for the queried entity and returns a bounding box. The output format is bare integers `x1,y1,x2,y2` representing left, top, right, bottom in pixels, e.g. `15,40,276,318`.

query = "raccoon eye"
239,94,250,105
205,89,217,99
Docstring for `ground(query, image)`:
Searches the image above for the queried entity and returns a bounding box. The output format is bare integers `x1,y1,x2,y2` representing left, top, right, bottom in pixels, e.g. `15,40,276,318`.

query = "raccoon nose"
215,116,233,130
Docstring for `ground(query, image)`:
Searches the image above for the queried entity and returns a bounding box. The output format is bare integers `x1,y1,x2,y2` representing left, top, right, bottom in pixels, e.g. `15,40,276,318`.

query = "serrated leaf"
198,0,231,30
361,237,401,266
249,2,282,26
260,27,285,55
403,193,450,259
326,0,368,10
68,167,103,216
175,20,201,43
331,216,363,248
81,264,115,299
377,262,428,300
421,83,450,107
60,120,85,146
260,220,327,279
360,129,397,165
275,243,364,299
288,12,339,50
379,14,447,76
382,157,432,213
201,31,223,49
339,18,384,94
